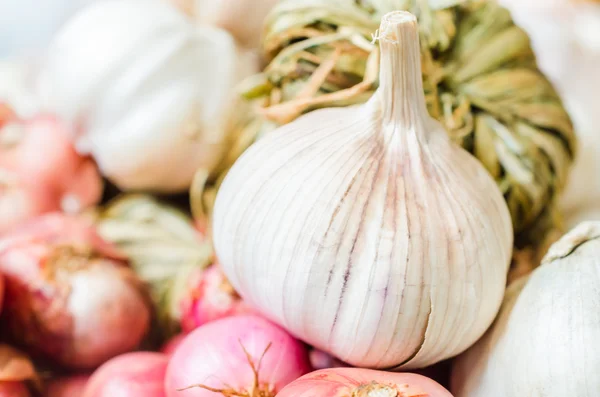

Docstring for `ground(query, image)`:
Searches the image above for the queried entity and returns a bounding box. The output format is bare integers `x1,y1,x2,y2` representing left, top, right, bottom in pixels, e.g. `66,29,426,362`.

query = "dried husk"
194,0,575,248
94,195,213,338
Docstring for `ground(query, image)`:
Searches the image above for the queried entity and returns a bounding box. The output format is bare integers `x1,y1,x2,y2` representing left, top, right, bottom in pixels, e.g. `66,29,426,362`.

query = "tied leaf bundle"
95,195,213,338
195,0,576,247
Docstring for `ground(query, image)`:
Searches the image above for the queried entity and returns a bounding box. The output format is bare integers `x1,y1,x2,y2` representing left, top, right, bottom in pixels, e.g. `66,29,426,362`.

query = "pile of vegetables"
0,0,598,395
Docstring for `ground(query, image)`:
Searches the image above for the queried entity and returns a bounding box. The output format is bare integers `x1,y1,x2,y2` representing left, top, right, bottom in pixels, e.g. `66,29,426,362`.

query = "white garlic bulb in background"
170,0,280,49
213,12,513,370
497,0,600,228
37,0,259,193
451,221,600,397
194,0,280,49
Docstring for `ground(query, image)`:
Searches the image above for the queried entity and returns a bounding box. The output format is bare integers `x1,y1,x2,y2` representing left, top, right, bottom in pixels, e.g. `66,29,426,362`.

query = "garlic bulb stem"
377,12,428,131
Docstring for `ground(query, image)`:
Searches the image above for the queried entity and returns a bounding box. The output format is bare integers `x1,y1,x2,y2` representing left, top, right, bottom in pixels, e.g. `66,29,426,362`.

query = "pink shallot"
165,315,311,397
180,264,253,332
83,352,168,397
0,108,102,234
0,213,151,369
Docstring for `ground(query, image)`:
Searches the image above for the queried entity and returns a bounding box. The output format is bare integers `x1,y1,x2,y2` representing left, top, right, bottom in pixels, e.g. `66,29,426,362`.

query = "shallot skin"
160,334,186,356
180,264,253,332
0,381,30,397
277,368,454,397
0,274,4,315
45,374,90,397
165,315,311,397
0,113,102,234
83,352,168,397
0,214,151,369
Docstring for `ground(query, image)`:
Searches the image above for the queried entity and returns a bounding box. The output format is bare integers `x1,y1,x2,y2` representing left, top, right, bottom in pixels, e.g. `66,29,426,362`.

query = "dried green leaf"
95,195,213,337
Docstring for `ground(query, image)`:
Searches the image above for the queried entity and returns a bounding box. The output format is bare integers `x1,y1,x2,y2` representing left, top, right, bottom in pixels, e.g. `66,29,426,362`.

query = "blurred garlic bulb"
38,0,259,193
452,221,600,397
194,0,280,49
214,11,513,369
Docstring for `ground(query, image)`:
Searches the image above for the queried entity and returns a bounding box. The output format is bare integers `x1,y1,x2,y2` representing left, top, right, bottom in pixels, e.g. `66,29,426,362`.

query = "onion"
83,352,168,397
45,374,90,397
277,368,453,397
180,264,253,332
0,112,103,234
160,334,186,356
0,213,151,369
0,382,29,397
165,315,311,396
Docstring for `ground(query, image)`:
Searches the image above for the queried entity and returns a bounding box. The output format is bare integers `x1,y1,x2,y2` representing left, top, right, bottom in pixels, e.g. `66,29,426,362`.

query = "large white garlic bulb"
498,0,600,228
213,12,513,370
451,221,600,397
37,0,259,192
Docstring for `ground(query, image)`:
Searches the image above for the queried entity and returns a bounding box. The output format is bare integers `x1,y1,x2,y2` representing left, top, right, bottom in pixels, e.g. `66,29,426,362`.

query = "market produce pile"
0,0,599,396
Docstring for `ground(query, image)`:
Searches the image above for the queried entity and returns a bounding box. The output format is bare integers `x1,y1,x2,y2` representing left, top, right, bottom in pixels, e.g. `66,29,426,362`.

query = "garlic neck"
377,12,429,135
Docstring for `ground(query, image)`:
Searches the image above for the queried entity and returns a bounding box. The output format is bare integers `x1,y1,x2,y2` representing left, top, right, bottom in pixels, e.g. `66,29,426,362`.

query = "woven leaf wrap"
198,0,576,246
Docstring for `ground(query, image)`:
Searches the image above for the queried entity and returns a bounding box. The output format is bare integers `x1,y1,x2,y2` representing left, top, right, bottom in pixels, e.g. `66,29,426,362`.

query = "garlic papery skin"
37,0,259,193
451,221,600,397
213,11,513,370
193,0,280,49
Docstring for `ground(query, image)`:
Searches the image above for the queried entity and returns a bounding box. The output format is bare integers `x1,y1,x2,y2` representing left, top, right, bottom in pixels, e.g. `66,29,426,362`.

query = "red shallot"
277,368,454,397
0,213,151,369
160,334,186,357
45,374,90,397
83,352,168,397
165,314,311,396
180,264,253,332
0,110,102,234
0,382,29,397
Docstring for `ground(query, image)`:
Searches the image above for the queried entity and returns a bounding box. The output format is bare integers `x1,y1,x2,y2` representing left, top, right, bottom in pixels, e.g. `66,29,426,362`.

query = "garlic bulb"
37,0,259,193
451,221,600,397
194,0,280,49
200,0,576,244
213,11,513,370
